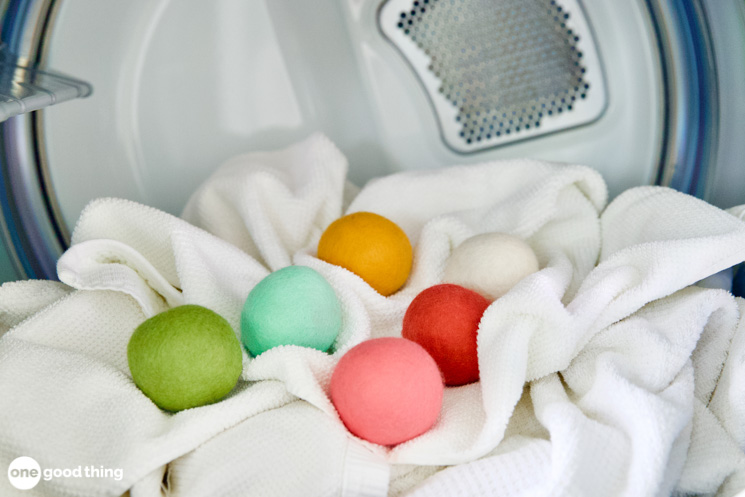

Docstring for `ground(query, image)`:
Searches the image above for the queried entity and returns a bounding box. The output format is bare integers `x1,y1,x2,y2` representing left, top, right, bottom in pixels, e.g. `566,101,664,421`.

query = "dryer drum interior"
0,0,744,284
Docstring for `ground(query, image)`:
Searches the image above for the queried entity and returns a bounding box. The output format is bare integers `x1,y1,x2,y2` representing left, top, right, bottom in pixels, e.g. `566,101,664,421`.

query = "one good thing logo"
7,457,41,490
7,456,124,490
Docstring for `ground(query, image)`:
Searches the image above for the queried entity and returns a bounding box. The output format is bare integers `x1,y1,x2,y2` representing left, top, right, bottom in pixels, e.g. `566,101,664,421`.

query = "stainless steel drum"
1,0,744,283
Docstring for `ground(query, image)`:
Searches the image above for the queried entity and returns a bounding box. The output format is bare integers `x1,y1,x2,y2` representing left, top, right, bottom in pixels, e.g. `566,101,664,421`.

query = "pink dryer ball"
330,337,443,446
402,284,490,386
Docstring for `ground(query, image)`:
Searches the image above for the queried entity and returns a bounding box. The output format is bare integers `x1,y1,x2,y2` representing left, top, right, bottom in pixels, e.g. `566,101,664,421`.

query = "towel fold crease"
1,134,744,496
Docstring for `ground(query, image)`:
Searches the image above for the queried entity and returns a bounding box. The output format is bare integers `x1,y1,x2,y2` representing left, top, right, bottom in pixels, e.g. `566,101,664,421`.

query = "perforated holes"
397,0,589,144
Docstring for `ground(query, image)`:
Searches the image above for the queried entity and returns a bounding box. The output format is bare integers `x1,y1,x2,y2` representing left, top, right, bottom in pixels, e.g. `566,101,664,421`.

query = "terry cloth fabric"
1,133,745,496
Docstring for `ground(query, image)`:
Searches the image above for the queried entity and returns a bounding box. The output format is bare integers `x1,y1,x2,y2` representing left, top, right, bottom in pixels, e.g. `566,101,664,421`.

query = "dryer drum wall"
0,0,743,283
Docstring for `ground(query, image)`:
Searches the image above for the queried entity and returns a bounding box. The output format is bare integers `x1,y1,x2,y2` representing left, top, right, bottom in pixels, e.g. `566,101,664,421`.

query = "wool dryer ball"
241,265,342,356
317,212,413,296
443,232,539,300
127,305,243,412
402,283,491,386
330,337,444,446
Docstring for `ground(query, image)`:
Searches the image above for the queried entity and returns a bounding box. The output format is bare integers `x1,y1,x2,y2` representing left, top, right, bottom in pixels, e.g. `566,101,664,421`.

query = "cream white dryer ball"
443,232,539,301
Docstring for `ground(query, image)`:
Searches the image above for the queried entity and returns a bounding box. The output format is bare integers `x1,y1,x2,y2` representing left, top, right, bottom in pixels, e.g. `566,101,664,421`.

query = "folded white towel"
1,134,744,496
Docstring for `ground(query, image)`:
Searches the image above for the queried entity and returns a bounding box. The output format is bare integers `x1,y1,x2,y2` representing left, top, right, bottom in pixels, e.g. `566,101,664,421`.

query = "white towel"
1,133,744,496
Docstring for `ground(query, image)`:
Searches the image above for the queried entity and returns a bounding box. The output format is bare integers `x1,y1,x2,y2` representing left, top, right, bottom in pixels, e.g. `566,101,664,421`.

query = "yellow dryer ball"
318,212,413,296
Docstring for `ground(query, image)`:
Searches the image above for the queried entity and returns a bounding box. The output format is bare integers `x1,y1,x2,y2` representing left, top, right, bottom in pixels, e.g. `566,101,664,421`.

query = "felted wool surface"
330,337,444,445
318,211,413,296
128,305,243,412
402,284,490,386
1,133,745,496
241,265,342,356
442,232,540,300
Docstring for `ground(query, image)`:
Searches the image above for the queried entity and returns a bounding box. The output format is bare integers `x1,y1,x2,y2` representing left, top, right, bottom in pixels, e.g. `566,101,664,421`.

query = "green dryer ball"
127,305,243,412
241,265,343,356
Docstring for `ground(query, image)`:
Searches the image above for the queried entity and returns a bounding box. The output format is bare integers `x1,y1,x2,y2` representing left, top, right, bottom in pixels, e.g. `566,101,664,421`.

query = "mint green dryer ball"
127,305,243,412
241,265,343,356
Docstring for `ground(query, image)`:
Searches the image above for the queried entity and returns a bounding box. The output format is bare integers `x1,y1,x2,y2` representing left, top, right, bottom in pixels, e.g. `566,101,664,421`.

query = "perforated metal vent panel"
379,0,607,152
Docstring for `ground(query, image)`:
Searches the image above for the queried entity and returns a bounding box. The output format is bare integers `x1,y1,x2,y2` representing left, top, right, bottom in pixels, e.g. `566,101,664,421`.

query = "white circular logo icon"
7,457,41,490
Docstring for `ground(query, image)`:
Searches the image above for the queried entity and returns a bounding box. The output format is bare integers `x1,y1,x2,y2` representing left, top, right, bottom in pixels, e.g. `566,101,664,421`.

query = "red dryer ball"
402,283,490,386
